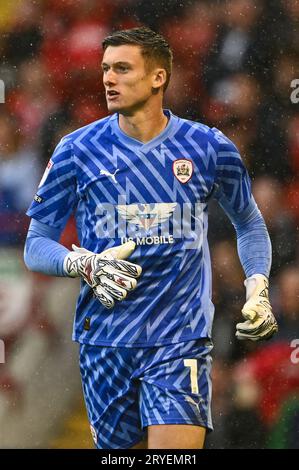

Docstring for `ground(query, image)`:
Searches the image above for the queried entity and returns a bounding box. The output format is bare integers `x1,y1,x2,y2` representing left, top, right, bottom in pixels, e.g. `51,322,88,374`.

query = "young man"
24,27,278,449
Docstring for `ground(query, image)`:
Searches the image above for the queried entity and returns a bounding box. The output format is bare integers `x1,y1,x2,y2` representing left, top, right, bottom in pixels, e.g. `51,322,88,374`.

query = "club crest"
173,159,193,184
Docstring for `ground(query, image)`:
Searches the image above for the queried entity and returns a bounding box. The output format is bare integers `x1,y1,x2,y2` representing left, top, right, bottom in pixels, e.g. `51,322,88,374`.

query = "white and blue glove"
236,274,278,341
64,241,142,309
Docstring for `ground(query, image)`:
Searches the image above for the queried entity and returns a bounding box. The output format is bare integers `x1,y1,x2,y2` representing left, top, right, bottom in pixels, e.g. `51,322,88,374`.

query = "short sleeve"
212,127,252,215
26,137,78,229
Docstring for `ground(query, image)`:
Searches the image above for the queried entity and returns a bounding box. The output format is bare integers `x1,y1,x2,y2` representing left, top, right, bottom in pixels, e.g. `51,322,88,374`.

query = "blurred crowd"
0,0,299,449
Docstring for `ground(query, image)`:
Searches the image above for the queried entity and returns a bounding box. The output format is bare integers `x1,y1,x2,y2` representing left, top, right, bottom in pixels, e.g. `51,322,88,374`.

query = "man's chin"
106,101,135,116
107,101,123,113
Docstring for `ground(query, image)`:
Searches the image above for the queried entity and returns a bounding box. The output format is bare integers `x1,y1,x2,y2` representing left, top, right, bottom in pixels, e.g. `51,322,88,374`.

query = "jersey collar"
110,109,179,152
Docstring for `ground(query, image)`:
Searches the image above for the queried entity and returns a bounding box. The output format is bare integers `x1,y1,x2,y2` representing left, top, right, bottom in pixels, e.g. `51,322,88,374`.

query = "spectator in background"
211,241,244,359
164,63,199,118
3,0,43,64
284,116,299,220
232,340,299,446
252,51,299,182
275,266,299,341
205,358,233,449
203,73,261,171
267,394,299,449
287,115,299,176
0,113,40,244
281,0,299,55
203,0,268,93
131,0,189,30
252,176,298,277
162,1,218,120
226,365,267,448
8,58,59,146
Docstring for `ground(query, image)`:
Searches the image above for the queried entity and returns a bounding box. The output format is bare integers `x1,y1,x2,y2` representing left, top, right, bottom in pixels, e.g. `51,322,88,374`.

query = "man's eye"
102,65,129,73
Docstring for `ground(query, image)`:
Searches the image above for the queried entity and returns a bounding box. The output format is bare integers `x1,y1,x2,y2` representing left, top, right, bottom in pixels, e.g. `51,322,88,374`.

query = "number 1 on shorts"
184,359,199,394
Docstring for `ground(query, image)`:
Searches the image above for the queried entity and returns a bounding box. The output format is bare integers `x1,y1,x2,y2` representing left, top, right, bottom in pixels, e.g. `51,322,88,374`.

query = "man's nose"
104,69,117,87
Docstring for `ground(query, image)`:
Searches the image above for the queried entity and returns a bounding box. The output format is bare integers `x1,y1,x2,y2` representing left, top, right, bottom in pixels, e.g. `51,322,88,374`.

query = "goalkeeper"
24,26,277,450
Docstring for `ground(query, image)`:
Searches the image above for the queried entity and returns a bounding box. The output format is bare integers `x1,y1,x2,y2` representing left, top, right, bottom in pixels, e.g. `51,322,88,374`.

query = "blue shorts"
79,338,213,449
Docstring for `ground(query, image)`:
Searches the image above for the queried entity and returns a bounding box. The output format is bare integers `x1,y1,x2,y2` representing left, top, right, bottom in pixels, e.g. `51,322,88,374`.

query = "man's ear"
152,68,167,93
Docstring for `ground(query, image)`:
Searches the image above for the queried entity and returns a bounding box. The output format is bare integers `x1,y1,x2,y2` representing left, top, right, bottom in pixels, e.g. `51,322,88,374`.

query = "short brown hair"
102,26,173,92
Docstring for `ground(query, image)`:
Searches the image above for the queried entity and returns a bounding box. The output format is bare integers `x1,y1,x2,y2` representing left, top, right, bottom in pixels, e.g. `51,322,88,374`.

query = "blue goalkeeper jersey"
26,109,252,347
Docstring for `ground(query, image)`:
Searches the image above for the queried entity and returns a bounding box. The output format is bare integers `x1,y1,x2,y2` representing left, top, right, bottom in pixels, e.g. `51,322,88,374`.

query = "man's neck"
118,108,169,144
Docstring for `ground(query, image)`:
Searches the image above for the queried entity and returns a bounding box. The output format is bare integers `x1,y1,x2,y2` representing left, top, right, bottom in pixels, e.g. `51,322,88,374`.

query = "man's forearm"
24,219,69,276
236,210,271,278
217,195,272,277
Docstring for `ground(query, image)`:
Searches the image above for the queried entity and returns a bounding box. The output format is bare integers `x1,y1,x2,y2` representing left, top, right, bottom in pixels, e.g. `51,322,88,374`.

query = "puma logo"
100,169,119,183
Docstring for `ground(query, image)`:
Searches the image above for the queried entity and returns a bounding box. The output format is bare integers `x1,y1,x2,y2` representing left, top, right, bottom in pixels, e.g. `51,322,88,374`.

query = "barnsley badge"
173,159,193,184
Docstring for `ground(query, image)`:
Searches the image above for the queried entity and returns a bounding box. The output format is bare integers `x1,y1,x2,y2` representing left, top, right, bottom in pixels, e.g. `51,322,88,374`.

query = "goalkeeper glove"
236,274,278,341
64,241,142,309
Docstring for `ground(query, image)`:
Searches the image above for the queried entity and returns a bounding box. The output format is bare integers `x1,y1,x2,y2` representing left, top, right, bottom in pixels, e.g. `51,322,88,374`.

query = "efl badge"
173,159,193,184
38,159,53,188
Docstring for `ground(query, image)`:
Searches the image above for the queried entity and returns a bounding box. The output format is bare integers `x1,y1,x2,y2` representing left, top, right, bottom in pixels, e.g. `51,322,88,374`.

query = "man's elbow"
23,238,36,272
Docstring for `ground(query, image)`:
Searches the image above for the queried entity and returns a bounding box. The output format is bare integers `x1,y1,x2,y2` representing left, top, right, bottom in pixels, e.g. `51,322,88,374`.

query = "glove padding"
64,241,142,309
236,274,278,341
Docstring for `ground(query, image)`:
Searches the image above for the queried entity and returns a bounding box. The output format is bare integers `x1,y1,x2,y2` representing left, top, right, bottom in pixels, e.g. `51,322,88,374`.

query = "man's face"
102,45,158,115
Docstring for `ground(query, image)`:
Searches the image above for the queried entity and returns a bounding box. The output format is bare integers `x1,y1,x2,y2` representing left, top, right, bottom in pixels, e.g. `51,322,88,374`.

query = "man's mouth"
107,90,120,101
